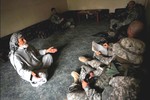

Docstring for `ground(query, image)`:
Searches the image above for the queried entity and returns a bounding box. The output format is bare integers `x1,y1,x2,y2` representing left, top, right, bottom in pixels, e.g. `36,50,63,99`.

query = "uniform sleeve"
39,49,47,55
122,10,138,26
50,15,61,24
95,55,115,65
13,55,32,82
84,87,102,100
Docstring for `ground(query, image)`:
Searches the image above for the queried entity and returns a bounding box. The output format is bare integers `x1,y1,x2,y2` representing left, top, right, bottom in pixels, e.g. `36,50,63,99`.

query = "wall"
1,0,147,37
0,0,67,37
67,0,146,11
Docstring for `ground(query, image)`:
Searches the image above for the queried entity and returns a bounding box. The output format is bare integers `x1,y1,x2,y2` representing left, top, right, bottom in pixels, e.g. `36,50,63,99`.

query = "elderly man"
9,32,57,87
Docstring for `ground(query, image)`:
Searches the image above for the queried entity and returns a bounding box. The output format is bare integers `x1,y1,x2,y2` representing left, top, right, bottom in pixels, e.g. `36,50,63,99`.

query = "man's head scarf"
9,32,22,52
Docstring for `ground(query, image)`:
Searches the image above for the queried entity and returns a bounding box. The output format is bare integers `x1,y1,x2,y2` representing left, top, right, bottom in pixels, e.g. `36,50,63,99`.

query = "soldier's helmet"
113,38,145,65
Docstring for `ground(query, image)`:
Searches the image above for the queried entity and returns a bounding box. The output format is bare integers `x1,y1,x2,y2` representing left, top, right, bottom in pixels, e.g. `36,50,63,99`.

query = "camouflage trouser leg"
67,90,88,100
67,18,75,25
86,59,102,69
110,19,119,29
116,22,123,30
93,53,114,65
79,65,95,81
79,59,104,81
86,59,104,76
110,19,123,30
68,65,94,93
95,72,111,89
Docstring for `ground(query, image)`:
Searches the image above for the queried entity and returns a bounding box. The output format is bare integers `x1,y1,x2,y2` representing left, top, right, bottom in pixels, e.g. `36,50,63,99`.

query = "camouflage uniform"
102,76,140,100
110,6,138,30
67,38,145,100
50,13,74,29
67,44,116,100
67,88,102,100
67,76,140,100
50,13,63,24
107,20,144,44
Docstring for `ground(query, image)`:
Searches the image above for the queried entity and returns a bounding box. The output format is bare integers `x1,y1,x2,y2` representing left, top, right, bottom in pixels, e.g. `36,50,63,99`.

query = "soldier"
67,38,145,100
114,20,144,41
67,76,140,100
110,1,142,31
9,32,57,87
49,8,75,30
50,8,64,25
108,20,144,43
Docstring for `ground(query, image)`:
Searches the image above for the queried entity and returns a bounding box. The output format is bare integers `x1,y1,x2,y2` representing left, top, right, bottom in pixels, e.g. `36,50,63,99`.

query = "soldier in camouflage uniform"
110,1,141,31
49,8,75,30
67,37,145,100
108,20,144,43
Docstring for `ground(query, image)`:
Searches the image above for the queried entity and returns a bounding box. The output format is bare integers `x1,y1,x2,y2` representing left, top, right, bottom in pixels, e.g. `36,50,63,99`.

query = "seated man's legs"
110,19,120,30
79,56,103,73
60,18,75,30
42,54,53,68
67,90,88,100
68,65,94,92
79,65,95,81
30,54,53,87
67,18,75,28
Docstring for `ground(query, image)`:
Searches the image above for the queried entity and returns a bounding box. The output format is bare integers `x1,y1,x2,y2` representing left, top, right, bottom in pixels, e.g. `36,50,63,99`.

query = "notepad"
92,41,108,55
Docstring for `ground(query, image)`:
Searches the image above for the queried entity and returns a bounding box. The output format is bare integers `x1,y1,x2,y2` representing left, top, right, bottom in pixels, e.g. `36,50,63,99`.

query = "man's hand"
46,47,57,53
95,51,101,56
31,72,40,78
82,80,89,89
89,71,94,79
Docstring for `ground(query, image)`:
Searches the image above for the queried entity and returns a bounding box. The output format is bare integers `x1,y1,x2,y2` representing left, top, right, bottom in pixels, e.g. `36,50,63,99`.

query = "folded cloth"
30,72,47,87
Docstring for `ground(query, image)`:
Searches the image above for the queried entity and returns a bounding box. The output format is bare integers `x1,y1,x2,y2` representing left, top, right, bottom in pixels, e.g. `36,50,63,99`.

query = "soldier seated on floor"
110,0,144,31
67,37,145,100
67,75,140,100
49,7,75,31
107,20,144,43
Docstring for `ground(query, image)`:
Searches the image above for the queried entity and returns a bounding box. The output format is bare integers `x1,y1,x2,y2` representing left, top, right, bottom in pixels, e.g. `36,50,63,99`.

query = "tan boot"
71,71,79,83
69,71,82,92
78,56,90,63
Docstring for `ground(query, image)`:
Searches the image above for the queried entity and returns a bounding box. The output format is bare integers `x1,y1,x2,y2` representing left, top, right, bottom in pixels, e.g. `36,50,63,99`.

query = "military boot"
78,56,91,64
68,71,82,92
71,71,79,83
